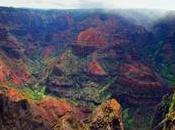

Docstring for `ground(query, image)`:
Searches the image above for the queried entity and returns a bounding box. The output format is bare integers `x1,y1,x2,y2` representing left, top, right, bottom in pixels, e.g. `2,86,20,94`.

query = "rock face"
0,31,24,59
89,99,124,130
149,15,175,129
119,62,164,89
77,27,108,48
151,89,175,130
54,99,124,130
0,87,82,130
0,87,124,130
87,60,107,76
54,112,88,130
0,57,29,85
108,59,169,107
0,85,82,130
0,95,50,130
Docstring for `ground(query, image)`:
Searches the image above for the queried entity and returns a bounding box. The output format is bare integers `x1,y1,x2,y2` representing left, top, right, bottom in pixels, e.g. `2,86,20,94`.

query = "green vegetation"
23,86,45,100
147,41,164,63
160,64,175,85
60,77,117,108
122,109,134,130
27,58,45,77
59,49,80,75
69,84,111,108
169,90,175,113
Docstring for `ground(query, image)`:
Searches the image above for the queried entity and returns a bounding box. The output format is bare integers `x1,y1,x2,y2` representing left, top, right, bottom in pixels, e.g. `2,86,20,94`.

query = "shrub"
23,86,45,100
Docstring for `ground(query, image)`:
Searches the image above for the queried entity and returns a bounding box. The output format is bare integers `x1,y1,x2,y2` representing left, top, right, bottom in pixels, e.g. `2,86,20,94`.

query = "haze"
0,0,174,10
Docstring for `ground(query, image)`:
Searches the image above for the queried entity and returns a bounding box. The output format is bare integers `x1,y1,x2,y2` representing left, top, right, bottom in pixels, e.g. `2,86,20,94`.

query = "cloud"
77,0,118,9
0,0,174,10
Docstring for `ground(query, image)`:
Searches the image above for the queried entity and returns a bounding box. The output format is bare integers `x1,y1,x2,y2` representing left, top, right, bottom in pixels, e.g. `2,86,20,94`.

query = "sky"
0,0,174,10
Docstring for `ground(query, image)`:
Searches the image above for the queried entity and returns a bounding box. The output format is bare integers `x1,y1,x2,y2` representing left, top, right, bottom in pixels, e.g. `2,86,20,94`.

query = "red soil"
119,63,162,89
0,58,30,86
87,60,107,76
77,27,108,47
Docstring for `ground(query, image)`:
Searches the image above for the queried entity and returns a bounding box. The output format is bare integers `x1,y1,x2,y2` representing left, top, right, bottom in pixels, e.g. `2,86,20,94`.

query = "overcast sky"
0,0,174,10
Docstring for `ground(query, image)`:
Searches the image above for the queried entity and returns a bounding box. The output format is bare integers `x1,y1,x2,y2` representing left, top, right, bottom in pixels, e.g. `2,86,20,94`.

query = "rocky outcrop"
151,89,175,130
0,87,84,130
87,60,107,76
89,99,124,130
33,97,77,127
54,112,88,130
0,87,124,130
54,99,124,130
0,58,29,85
0,59,11,83
0,34,24,59
0,94,50,130
77,27,108,48
119,62,165,90
109,61,170,107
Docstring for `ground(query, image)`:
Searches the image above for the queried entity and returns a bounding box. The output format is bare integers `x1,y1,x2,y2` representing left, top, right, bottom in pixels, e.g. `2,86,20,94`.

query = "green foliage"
23,86,45,100
160,64,175,85
148,41,164,63
59,49,80,75
169,91,175,113
122,109,134,130
72,85,111,108
62,77,115,108
44,56,57,65
27,58,45,76
161,95,171,111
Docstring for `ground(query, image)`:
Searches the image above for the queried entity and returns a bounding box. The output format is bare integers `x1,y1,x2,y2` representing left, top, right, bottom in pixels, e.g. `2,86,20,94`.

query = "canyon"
0,7,175,130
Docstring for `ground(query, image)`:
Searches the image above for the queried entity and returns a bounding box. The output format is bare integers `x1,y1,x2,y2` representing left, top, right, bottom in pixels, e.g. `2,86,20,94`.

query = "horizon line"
0,6,174,12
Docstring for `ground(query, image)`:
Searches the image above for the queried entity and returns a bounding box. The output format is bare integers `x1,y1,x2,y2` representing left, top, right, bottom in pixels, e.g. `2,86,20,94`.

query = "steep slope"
150,13,175,85
151,89,175,130
0,86,123,130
